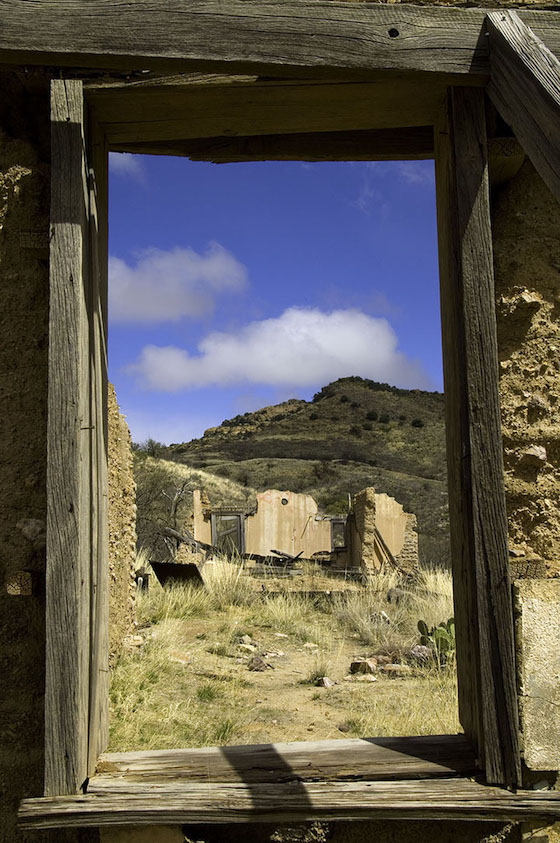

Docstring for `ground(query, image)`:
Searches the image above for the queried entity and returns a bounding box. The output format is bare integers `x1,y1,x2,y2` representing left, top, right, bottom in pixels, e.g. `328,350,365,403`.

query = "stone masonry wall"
0,71,83,843
492,161,560,578
108,383,137,663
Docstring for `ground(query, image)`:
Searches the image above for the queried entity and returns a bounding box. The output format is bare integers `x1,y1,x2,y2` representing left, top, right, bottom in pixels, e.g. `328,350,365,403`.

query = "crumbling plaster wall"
493,161,560,577
245,489,332,557
108,383,136,663
0,71,82,843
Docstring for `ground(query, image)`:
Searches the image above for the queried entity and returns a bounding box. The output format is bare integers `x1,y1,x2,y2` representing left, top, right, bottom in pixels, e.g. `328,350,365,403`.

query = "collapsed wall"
108,383,137,662
346,488,419,579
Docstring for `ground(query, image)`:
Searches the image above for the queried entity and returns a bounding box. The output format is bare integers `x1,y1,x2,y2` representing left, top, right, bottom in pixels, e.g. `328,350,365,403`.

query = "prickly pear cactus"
417,617,456,664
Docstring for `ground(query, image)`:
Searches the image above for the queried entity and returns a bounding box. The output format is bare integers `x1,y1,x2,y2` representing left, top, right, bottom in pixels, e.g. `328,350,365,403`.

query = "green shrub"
411,418,425,428
366,410,378,421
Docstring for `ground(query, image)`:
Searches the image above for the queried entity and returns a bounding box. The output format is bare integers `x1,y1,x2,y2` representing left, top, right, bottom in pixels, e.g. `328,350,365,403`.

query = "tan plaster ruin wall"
245,489,332,557
108,383,137,663
193,488,212,546
493,161,560,578
0,71,81,843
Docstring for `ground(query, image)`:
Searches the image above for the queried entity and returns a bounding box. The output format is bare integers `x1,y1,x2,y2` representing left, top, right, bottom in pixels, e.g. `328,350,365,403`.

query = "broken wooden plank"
94,735,477,785
2,2,560,80
487,10,560,203
434,88,520,788
45,78,91,798
109,126,434,162
19,778,560,829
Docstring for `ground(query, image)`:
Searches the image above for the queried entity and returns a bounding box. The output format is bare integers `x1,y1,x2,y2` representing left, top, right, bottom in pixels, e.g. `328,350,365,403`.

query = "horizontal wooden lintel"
19,778,560,829
1,2,560,81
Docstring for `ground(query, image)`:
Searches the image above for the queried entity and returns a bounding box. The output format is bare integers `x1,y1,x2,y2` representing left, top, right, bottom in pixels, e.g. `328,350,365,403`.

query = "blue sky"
109,153,442,445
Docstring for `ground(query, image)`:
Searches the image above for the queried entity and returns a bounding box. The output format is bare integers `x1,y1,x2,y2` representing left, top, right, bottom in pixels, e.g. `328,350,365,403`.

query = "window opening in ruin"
108,154,457,754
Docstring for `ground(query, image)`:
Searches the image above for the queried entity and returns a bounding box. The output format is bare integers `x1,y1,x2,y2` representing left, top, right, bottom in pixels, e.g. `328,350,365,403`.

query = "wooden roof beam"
487,10,560,204
1,2,560,82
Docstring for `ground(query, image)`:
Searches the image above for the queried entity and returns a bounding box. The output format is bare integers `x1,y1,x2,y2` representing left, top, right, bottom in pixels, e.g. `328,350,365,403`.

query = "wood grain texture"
87,113,110,776
88,78,447,145
434,88,520,788
18,778,560,829
112,127,434,162
45,79,91,797
94,735,476,785
487,10,560,203
1,2,560,79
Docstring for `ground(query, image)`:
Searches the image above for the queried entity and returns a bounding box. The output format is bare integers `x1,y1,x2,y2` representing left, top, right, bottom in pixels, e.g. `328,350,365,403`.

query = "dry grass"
110,561,459,751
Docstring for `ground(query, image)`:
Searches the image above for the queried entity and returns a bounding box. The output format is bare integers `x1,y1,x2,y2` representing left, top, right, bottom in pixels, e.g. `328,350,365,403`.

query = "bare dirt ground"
109,577,459,751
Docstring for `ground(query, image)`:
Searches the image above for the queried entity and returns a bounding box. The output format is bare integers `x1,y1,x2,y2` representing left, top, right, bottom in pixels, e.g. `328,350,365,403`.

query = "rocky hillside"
148,378,449,565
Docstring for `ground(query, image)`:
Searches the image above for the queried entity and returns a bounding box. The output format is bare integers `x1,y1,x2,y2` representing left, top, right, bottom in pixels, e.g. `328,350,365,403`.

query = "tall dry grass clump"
202,553,256,609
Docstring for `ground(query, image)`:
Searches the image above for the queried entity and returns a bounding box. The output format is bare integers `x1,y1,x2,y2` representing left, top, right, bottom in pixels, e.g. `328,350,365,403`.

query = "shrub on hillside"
411,418,425,428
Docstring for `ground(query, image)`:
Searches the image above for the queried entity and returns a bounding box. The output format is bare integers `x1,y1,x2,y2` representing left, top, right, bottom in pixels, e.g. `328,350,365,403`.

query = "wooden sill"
18,735,560,829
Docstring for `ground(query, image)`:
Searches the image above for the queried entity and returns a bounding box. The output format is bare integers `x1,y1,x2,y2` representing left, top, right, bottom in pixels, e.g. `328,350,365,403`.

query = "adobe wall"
244,489,332,557
0,71,82,843
107,383,137,663
492,160,560,578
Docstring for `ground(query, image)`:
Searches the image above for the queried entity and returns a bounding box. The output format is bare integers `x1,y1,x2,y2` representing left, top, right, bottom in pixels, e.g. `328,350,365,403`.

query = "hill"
137,378,449,565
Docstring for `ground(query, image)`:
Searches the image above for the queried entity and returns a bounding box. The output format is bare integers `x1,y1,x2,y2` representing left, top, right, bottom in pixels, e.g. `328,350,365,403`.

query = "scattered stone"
195,632,206,640
380,663,413,678
307,725,315,731
240,634,257,646
520,445,547,467
263,651,285,658
303,642,319,650
509,547,526,558
274,632,289,639
315,676,335,688
248,656,273,672
354,674,378,683
123,634,144,652
408,644,432,663
337,722,351,733
256,699,263,704
374,654,392,665
350,658,378,675
238,643,258,654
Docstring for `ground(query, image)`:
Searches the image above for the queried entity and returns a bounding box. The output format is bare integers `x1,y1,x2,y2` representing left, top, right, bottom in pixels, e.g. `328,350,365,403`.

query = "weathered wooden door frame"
38,0,560,805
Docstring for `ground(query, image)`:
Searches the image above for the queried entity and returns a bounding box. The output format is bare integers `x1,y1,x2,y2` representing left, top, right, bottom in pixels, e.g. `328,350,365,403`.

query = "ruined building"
191,486,419,580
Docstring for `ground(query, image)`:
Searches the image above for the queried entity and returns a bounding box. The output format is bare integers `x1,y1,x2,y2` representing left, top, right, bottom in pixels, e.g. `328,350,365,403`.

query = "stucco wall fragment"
493,162,560,576
514,579,560,771
245,489,332,557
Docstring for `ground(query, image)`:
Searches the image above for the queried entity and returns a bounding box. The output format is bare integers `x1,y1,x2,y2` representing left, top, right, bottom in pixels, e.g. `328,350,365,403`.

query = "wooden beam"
89,78,446,145
110,127,434,162
94,735,477,785
487,10,560,203
45,79,91,797
1,2,560,80
86,111,110,777
434,88,520,788
18,778,560,829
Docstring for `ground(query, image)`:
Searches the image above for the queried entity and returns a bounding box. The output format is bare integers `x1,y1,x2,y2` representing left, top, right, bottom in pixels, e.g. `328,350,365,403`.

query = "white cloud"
396,161,434,185
109,242,248,323
109,152,145,180
127,307,432,392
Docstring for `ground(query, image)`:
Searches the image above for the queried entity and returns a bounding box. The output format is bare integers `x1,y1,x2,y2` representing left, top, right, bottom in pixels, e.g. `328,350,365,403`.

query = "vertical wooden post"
434,87,521,787
46,79,91,795
87,112,110,775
